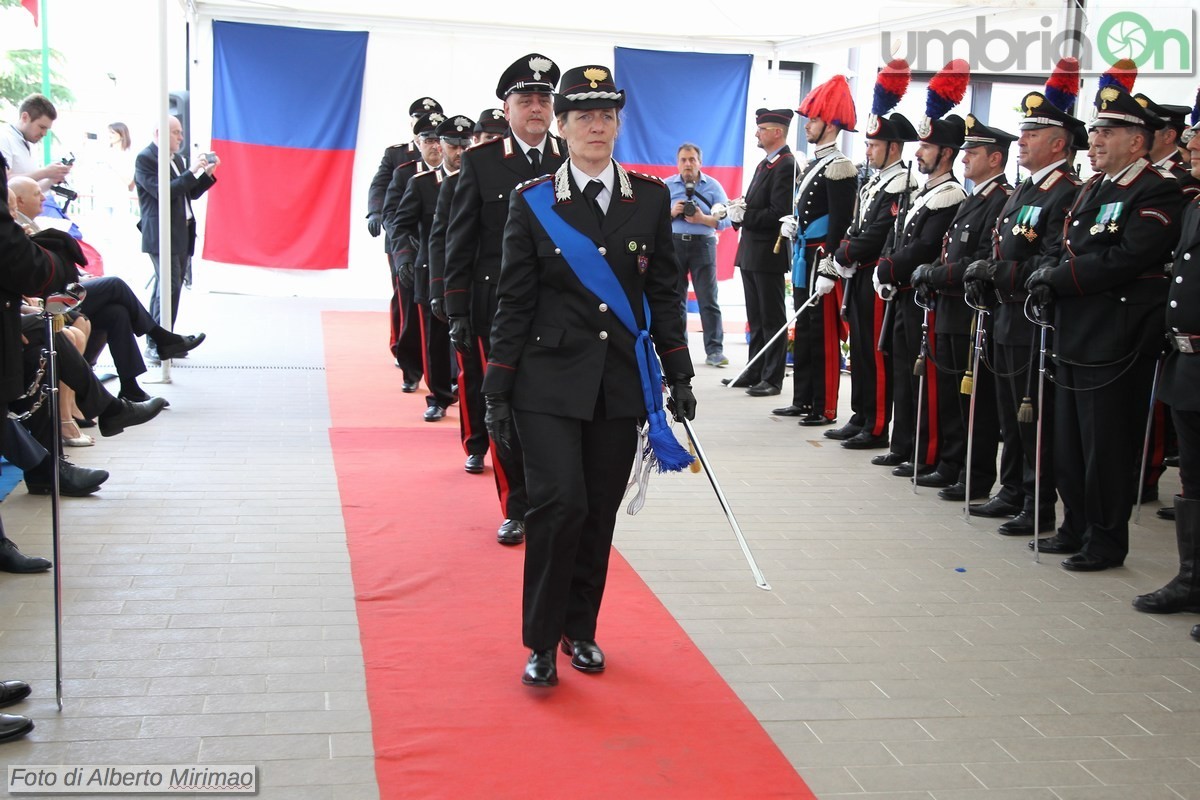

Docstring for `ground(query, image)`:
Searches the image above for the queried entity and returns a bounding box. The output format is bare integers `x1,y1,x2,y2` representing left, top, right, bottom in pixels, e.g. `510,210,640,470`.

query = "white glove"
726,199,746,224
814,276,837,296
872,270,895,300
710,202,727,221
835,262,856,279
778,215,798,240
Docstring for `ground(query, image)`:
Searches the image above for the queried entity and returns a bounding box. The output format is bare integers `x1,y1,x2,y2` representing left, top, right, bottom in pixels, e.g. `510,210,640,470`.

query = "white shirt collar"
513,134,548,159
1028,158,1068,186
569,160,615,213
971,173,1003,196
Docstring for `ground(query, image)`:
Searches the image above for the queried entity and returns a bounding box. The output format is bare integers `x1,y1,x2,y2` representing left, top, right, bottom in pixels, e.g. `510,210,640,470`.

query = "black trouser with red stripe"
993,341,1050,513
891,292,939,467
461,280,527,521
418,304,456,410
933,328,999,492
845,267,890,437
390,256,424,383
791,277,844,420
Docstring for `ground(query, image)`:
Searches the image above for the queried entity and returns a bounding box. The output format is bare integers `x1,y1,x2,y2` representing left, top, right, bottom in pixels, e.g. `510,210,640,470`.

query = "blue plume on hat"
1096,59,1137,94
924,59,970,122
1044,57,1080,114
1192,86,1199,126
871,59,910,116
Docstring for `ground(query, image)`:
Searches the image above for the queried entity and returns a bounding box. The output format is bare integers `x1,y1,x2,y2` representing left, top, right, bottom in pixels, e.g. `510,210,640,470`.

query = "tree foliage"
0,0,74,112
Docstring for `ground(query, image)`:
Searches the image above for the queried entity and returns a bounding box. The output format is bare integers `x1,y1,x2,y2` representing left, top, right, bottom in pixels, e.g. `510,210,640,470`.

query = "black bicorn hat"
755,108,794,127
436,115,475,146
1091,86,1165,131
496,53,559,100
412,111,446,137
408,97,442,118
921,113,966,149
474,108,508,136
1133,94,1190,135
867,111,919,143
961,114,1017,149
553,65,626,115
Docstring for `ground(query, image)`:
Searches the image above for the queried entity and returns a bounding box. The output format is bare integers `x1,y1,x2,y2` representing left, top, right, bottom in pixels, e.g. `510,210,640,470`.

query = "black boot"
1133,495,1200,614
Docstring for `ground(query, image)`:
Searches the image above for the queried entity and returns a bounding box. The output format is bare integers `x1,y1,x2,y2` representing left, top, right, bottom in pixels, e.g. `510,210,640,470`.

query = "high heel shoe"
61,420,94,447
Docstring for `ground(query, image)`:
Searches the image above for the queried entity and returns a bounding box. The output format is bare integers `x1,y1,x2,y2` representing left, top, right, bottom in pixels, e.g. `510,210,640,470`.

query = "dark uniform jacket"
381,158,431,256
428,171,459,305
1159,151,1200,201
990,162,1081,346
444,134,565,319
925,174,1012,334
134,143,216,258
734,146,795,273
793,144,857,287
876,173,967,290
392,167,448,305
482,161,693,420
367,141,416,251
1041,158,1184,361
1159,196,1200,409
834,160,916,271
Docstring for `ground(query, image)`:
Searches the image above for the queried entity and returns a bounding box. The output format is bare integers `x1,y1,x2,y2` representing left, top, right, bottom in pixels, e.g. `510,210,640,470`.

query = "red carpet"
324,311,814,799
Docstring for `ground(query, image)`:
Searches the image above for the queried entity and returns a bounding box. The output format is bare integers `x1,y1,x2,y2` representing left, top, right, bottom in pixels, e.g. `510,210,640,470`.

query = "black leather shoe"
969,497,1022,518
497,519,525,545
0,539,50,574
401,379,419,393
771,405,806,417
915,471,955,488
0,680,31,708
824,422,862,441
842,432,889,451
799,414,835,427
98,396,168,437
746,381,781,397
1061,552,1123,572
1164,455,1180,468
423,406,446,422
0,713,33,744
871,452,906,467
721,376,753,388
560,636,606,672
25,460,110,497
1029,533,1081,554
1191,623,1199,642
522,649,557,687
464,454,485,474
892,462,934,479
998,510,1056,536
1157,506,1176,521
156,332,206,361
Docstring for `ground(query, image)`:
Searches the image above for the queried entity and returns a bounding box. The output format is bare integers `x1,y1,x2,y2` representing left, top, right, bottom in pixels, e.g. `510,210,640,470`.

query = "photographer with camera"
0,95,72,192
666,143,730,367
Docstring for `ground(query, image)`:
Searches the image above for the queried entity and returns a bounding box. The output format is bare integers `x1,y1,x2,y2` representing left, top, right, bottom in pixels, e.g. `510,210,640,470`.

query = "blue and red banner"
613,47,752,281
204,21,367,270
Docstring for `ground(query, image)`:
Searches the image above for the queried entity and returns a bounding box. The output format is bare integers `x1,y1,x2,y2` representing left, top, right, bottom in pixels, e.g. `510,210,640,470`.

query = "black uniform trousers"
740,270,787,389
1054,354,1156,561
993,342,1053,513
516,406,637,649
79,276,156,381
890,293,939,466
417,304,455,410
845,268,890,437
932,327,998,492
389,258,424,383
791,278,843,420
466,280,526,520
1174,407,1200,498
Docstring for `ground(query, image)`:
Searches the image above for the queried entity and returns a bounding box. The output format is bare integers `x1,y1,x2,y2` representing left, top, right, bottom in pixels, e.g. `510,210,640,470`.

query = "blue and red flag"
613,47,751,281
204,21,367,270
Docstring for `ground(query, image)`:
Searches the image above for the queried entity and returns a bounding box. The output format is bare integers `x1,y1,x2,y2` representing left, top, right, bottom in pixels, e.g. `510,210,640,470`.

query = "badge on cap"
583,67,608,88
866,114,881,136
1024,94,1043,116
1099,86,1120,110
529,56,552,81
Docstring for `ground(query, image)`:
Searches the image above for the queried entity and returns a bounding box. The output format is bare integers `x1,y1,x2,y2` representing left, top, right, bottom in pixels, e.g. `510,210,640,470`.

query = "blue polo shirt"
665,171,732,238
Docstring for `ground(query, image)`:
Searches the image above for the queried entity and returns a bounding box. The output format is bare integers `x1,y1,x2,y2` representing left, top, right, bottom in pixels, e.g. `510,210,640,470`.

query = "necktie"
583,179,605,225
528,147,541,172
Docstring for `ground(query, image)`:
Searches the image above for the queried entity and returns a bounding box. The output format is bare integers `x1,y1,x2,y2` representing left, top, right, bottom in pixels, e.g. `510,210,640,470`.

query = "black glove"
449,316,473,354
915,282,936,306
1025,266,1055,308
366,214,382,238
397,261,414,289
964,280,992,309
963,258,997,284
667,377,696,422
910,263,934,289
484,393,514,457
430,297,448,323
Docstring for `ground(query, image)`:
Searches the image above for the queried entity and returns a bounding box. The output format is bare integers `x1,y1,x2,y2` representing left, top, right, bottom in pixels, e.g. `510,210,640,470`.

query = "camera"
60,153,75,166
682,181,697,217
202,151,218,163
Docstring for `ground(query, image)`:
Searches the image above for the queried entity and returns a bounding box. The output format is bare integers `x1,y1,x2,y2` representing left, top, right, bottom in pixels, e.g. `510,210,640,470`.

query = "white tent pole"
157,0,172,382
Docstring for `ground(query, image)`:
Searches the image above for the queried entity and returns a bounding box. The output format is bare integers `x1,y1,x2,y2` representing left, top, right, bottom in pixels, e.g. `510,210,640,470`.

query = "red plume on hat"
1044,57,1080,113
798,74,858,132
1097,59,1137,94
919,59,970,139
865,59,910,137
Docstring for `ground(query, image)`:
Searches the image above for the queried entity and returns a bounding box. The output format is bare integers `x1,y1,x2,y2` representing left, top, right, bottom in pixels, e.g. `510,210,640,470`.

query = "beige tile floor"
1,290,1198,799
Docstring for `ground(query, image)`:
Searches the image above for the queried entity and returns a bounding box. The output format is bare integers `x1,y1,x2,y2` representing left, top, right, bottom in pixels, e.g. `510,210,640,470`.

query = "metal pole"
963,310,986,522
911,297,933,494
1134,358,1162,523
40,310,63,710
724,292,820,388
679,418,771,591
1032,308,1052,564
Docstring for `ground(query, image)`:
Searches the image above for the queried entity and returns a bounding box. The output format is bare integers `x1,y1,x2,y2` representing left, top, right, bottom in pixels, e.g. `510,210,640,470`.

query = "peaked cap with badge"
474,108,508,136
412,111,446,137
408,97,442,119
1133,93,1190,136
1090,59,1162,130
496,53,559,99
553,65,625,114
436,115,475,146
755,108,794,127
961,114,1017,149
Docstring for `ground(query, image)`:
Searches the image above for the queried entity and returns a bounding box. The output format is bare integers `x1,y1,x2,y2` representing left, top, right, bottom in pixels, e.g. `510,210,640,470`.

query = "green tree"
0,0,74,112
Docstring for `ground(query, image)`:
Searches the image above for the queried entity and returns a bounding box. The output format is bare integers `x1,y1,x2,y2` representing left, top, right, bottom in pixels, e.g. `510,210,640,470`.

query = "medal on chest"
1012,204,1042,241
1090,201,1124,236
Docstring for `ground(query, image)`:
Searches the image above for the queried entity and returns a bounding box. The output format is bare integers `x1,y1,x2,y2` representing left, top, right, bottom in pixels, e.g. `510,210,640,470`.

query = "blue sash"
791,214,829,288
523,180,692,472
